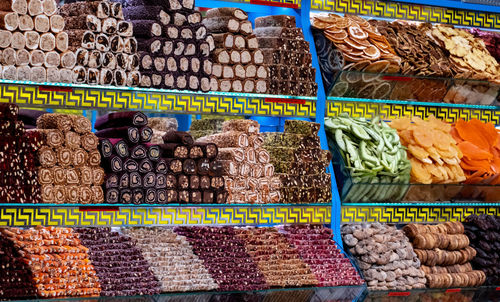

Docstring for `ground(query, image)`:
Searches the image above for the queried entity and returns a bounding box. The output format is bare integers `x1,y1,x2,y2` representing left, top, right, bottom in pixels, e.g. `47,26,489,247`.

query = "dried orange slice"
413,128,434,148
348,60,371,71
363,45,381,59
345,14,369,27
342,52,364,62
312,19,329,29
351,38,372,47
348,26,368,40
345,37,367,50
390,117,411,131
330,81,349,96
363,60,390,73
325,25,345,34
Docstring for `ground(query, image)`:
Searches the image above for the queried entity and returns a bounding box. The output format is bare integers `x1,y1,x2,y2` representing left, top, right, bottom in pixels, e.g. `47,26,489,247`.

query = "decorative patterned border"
0,206,331,227
311,0,500,29
326,101,500,124
342,206,500,223
0,84,316,117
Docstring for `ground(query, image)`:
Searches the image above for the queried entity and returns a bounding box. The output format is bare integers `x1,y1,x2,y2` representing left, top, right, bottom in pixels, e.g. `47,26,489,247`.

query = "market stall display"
263,120,332,203
464,214,500,286
36,113,104,204
203,7,268,93
404,222,486,288
342,223,426,291
189,118,224,140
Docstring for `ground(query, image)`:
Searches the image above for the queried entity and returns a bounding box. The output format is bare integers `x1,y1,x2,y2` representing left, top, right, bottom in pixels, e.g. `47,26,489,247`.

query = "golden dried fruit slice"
348,26,368,40
399,129,416,146
312,19,329,29
408,144,431,161
345,37,367,50
342,52,365,62
437,146,458,158
363,45,381,59
425,146,444,165
410,158,433,184
390,118,411,130
325,25,345,34
326,29,348,40
413,128,434,148
349,60,371,71
363,60,390,73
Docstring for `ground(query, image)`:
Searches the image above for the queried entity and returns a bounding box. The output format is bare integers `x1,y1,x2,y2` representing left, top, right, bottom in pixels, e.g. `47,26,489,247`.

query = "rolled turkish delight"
198,131,248,148
203,17,240,33
255,15,296,28
206,7,248,20
284,120,320,136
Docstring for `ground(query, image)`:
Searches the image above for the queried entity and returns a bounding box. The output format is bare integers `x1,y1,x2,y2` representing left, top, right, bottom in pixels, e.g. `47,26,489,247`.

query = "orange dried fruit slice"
390,118,411,131
325,25,345,34
349,60,371,71
399,129,416,146
437,146,458,158
363,45,381,58
312,19,329,29
408,144,430,160
342,52,364,62
413,128,434,148
351,38,372,47
345,37,367,50
410,158,432,184
326,29,348,40
425,146,444,165
363,60,390,73
348,26,368,40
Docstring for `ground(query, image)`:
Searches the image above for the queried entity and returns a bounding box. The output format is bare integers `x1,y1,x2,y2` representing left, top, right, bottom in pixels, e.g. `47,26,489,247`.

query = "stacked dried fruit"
451,119,500,185
311,13,400,73
404,222,486,288
0,226,100,299
430,25,500,82
390,115,466,184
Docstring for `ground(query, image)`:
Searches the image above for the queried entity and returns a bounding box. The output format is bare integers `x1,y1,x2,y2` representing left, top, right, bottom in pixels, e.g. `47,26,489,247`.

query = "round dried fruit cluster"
311,13,401,72
431,25,500,82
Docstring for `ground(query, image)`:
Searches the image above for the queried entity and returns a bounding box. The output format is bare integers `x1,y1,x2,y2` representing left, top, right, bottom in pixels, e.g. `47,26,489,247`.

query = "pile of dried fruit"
372,20,453,77
390,115,466,184
451,119,500,184
325,114,410,202
430,25,500,82
311,13,401,73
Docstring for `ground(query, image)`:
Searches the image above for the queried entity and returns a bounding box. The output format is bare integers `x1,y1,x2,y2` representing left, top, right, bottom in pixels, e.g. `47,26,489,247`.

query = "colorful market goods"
390,115,466,184
404,222,486,288
430,25,500,82
36,113,105,204
342,223,426,291
0,226,101,299
464,214,500,286
325,114,411,202
311,13,401,73
451,119,500,184
203,7,268,94
470,28,500,63
61,0,140,86
262,120,332,204
0,103,43,203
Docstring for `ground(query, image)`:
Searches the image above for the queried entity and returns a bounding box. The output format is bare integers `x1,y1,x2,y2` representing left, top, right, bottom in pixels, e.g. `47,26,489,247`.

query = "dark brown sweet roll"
57,147,72,167
190,175,200,190
120,188,133,204
140,126,153,143
139,159,153,173
38,168,53,185
92,167,105,186
73,148,88,167
129,172,142,188
124,158,139,172
80,133,99,152
168,158,183,174
40,129,64,148
38,146,57,167
132,188,144,204
88,150,101,166
130,145,147,159
159,143,188,159
202,190,214,203
178,174,189,190
143,172,156,188
66,185,79,203
147,144,160,161
211,176,224,190
145,188,157,204
64,131,81,149
155,174,167,189
37,113,72,132
183,159,197,175
0,103,19,120
157,189,167,203
80,166,93,185
95,126,140,144
162,130,194,145
179,190,189,203
216,191,228,204
106,173,119,189
196,158,210,175
119,173,130,189
106,188,119,203
197,142,218,159
104,155,123,173
66,168,80,185
156,159,168,174
190,191,202,204
98,138,114,158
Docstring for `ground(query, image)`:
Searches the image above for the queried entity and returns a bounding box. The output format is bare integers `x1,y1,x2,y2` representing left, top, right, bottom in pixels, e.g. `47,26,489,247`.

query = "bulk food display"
0,0,500,301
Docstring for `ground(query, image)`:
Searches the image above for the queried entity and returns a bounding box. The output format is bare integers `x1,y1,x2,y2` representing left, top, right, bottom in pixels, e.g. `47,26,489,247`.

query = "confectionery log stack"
75,227,161,296
0,103,43,203
36,113,104,204
255,15,317,96
0,0,76,82
61,0,140,86
342,223,427,291
123,0,213,91
124,227,218,292
189,118,224,140
283,225,363,286
0,227,100,299
263,120,331,203
464,214,500,285
175,226,268,291
203,7,268,93
198,119,281,204
404,221,486,288
147,117,178,144
235,227,319,287
96,111,157,204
